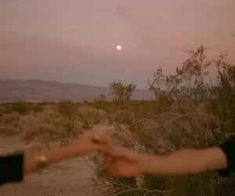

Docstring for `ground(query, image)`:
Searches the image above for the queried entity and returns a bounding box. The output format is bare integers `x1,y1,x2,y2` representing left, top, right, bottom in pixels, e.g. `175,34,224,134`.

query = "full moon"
116,45,122,51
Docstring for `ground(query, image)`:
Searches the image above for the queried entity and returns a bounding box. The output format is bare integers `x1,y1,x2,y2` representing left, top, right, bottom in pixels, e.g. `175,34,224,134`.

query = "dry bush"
0,112,21,135
77,106,107,129
20,109,82,144
3,102,31,115
0,112,20,126
57,101,77,119
110,110,135,127
109,81,136,102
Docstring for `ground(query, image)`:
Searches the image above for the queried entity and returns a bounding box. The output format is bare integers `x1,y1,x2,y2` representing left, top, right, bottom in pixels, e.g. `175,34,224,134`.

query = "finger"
97,143,115,156
103,157,118,176
104,146,131,158
90,131,112,146
96,135,114,154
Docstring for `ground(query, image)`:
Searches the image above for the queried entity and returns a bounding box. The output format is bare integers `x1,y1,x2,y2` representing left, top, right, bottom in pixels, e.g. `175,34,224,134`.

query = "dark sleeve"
218,136,235,177
0,153,24,185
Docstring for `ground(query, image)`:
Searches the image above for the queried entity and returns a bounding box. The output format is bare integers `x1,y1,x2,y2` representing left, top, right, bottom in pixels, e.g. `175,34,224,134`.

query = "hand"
69,131,111,156
102,146,146,177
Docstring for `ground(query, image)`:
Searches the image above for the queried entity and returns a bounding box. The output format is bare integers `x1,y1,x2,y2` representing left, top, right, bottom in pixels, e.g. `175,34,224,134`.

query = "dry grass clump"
19,109,82,144
0,112,21,135
0,112,20,127
77,105,107,129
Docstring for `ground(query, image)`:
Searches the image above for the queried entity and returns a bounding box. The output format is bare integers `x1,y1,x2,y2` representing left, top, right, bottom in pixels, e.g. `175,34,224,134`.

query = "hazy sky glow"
1,0,234,88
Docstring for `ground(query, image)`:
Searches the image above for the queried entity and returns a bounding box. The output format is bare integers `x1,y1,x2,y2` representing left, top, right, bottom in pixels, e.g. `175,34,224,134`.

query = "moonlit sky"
0,0,234,88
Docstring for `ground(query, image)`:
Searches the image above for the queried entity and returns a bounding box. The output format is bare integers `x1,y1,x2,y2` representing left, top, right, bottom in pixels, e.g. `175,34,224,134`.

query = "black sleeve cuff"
0,153,24,185
218,136,235,177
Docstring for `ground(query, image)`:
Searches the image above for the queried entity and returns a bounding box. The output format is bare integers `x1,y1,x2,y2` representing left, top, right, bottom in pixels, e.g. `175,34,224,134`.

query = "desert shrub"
30,104,44,113
56,102,82,136
57,101,77,119
4,102,31,115
0,112,20,126
77,106,107,129
142,173,219,196
110,109,135,126
147,46,234,144
24,124,62,143
208,55,235,135
110,81,136,103
149,46,211,105
21,109,82,144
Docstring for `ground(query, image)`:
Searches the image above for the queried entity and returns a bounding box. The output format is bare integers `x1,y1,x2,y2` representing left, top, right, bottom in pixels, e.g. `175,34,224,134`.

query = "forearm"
141,147,227,175
24,142,86,175
45,143,81,164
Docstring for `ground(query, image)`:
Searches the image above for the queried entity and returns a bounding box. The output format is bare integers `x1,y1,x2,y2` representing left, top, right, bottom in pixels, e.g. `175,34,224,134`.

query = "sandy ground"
0,136,108,196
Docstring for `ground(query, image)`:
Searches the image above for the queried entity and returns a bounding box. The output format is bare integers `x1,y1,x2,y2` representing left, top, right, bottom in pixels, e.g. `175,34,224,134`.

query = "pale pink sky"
0,0,234,88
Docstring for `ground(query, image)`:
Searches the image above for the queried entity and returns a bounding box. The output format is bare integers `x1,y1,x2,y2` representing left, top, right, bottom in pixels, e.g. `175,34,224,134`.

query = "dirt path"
0,136,108,196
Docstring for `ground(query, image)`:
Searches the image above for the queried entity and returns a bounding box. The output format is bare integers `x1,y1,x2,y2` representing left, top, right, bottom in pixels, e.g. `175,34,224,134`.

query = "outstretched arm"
143,147,227,175
24,131,106,174
0,131,107,185
103,146,227,177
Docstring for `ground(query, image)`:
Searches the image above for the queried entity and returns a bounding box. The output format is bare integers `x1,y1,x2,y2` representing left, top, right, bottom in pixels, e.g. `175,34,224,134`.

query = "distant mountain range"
0,80,153,102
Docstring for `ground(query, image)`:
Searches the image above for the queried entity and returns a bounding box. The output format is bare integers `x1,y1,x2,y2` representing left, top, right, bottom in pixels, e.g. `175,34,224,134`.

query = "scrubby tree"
149,45,211,104
109,81,136,102
176,45,211,102
209,55,235,133
149,67,182,104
